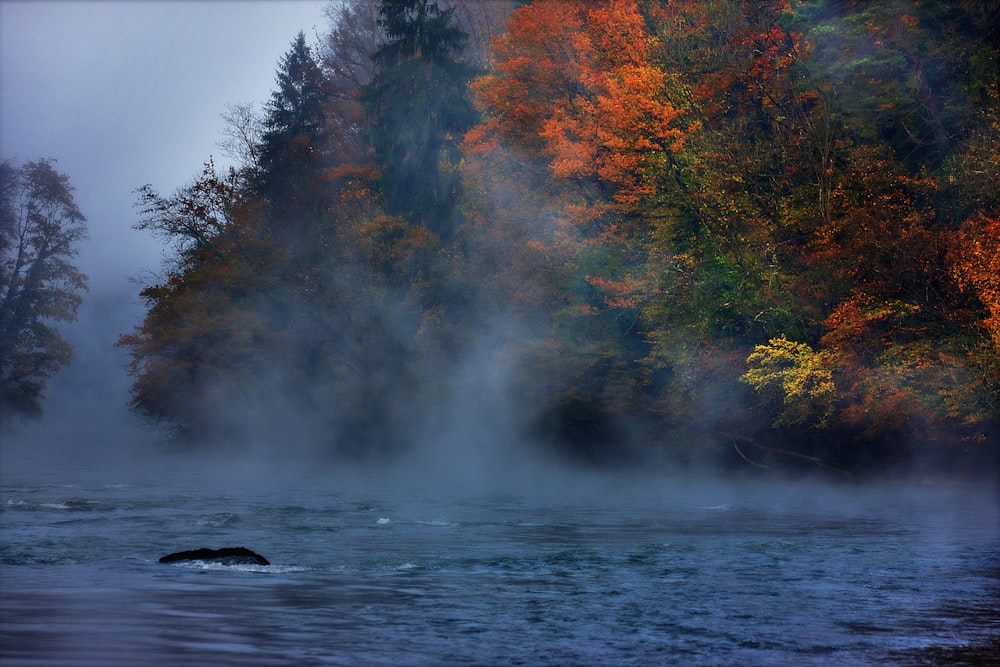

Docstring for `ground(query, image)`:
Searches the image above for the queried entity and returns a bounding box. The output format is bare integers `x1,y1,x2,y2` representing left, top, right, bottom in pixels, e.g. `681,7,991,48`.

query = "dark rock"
159,547,270,566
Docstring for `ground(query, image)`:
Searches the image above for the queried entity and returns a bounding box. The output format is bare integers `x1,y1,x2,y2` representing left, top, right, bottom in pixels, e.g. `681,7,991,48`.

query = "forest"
116,0,999,475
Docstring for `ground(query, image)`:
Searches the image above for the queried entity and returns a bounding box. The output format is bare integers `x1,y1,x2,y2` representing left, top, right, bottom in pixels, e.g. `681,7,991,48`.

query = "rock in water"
159,547,270,566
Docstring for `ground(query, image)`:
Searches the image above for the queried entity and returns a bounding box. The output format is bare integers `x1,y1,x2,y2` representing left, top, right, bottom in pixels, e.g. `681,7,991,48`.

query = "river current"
1,457,997,666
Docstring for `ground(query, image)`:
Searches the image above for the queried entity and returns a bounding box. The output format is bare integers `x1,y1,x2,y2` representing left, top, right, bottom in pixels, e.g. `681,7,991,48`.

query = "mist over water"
3,2,999,663
2,435,998,667
2,336,999,665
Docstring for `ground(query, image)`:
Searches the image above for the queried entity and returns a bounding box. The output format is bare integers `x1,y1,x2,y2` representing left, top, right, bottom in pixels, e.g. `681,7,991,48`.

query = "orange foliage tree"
465,0,699,442
952,216,1000,352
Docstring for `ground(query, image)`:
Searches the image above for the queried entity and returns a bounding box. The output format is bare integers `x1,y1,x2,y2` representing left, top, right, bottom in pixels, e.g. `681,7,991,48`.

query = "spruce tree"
362,0,477,237
258,31,332,221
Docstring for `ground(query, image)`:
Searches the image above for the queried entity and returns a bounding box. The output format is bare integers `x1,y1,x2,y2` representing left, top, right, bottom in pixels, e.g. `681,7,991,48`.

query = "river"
1,455,997,666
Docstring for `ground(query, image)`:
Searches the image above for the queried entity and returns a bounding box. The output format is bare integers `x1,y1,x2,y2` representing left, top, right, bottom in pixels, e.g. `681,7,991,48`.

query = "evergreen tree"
257,31,332,221
362,0,477,237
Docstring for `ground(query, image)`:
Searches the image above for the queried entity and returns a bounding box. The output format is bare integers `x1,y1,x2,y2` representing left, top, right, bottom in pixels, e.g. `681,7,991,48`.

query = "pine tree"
257,31,332,220
362,0,477,237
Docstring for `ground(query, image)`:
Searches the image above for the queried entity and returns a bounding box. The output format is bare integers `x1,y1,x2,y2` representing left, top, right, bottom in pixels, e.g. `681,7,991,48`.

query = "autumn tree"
121,23,446,451
734,0,1000,461
466,0,999,468
133,159,247,264
0,159,88,421
465,0,701,455
118,160,276,432
122,34,319,440
949,213,1000,411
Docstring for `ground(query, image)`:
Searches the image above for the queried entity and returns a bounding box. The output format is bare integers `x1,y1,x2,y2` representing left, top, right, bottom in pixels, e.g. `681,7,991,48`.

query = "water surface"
2,467,997,665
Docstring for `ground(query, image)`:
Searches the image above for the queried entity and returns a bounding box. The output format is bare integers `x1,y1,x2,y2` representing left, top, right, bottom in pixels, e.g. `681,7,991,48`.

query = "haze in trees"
0,159,88,422
120,0,998,476
361,0,477,237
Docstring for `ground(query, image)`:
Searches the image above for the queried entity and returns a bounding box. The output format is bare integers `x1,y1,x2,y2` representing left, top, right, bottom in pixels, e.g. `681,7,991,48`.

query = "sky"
0,1,329,457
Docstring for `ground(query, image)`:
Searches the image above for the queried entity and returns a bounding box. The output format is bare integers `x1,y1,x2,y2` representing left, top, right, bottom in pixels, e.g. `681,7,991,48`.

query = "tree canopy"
119,0,999,475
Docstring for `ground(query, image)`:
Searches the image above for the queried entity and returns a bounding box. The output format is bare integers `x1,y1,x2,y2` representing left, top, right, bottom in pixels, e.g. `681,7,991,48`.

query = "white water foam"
163,560,308,574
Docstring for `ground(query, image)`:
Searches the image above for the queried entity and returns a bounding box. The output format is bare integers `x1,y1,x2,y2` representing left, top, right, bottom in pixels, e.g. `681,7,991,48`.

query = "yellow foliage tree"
742,335,836,427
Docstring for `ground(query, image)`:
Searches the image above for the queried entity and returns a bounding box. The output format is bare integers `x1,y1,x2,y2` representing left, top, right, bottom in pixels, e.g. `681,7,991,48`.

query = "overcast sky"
1,1,329,454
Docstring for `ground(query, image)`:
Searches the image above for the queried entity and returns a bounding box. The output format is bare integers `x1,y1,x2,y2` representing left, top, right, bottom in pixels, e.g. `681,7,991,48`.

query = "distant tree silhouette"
0,159,88,421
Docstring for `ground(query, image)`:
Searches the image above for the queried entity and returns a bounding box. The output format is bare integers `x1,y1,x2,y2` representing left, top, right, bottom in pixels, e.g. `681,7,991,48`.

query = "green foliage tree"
257,31,333,223
361,0,477,237
0,159,88,421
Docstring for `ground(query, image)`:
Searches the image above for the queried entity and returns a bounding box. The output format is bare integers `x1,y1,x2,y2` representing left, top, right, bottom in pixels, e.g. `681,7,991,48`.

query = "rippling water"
1,463,997,666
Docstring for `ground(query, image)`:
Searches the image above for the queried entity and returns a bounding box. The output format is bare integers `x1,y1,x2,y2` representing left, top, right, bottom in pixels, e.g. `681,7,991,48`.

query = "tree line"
112,0,997,473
